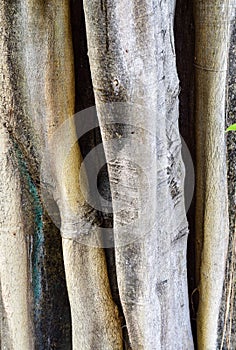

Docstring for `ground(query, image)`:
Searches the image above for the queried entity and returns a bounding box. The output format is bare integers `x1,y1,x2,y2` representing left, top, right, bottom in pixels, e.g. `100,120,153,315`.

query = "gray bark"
83,0,194,348
2,0,235,349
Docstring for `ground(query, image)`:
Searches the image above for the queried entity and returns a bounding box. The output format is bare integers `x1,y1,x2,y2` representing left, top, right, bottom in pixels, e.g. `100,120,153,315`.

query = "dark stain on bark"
1,2,72,348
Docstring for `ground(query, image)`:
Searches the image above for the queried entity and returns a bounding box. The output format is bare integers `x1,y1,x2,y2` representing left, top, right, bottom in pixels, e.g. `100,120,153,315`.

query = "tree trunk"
83,0,193,348
194,1,232,348
0,1,75,348
0,1,122,348
1,0,236,349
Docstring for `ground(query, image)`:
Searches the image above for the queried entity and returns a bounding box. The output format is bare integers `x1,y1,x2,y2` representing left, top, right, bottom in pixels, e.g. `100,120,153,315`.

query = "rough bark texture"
194,1,232,349
83,0,194,348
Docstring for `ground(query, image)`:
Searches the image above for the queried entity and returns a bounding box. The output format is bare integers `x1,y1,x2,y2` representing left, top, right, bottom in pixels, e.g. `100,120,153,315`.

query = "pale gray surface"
83,1,194,348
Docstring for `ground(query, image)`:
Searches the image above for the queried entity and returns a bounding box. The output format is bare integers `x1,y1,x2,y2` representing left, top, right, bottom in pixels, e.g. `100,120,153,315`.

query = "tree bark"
0,128,34,349
2,0,235,349
218,11,236,350
83,0,194,348
0,1,123,348
194,1,232,348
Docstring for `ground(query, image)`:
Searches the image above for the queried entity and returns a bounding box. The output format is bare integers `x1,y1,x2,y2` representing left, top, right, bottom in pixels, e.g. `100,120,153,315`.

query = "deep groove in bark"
174,0,197,346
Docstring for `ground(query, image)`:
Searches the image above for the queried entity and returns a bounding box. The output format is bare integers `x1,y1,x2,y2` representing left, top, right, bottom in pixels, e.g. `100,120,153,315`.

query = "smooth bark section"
0,128,33,350
62,240,123,349
0,5,34,347
194,1,231,348
1,1,123,348
71,2,127,347
83,1,194,348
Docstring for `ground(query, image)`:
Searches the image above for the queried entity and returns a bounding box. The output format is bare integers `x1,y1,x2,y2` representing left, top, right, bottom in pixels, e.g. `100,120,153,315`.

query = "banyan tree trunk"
0,0,122,348
0,0,194,348
83,0,193,348
2,0,236,349
194,1,233,349
0,1,74,348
